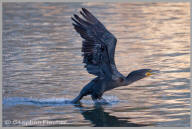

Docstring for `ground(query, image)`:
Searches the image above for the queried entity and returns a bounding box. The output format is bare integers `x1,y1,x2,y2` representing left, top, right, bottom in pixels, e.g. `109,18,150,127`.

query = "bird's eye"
119,77,124,82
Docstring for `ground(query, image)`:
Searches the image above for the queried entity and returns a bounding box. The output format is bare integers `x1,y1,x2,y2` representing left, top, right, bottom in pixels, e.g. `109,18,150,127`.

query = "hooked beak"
145,70,160,76
151,70,160,74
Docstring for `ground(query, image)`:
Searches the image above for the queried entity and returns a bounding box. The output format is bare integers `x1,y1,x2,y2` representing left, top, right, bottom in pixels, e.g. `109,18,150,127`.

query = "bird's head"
126,69,159,83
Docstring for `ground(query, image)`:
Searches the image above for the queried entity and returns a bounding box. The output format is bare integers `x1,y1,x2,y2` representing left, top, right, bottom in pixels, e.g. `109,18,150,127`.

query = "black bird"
71,8,158,103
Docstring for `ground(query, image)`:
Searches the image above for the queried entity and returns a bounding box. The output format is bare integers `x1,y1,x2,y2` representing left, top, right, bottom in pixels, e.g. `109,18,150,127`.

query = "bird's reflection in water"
74,103,150,127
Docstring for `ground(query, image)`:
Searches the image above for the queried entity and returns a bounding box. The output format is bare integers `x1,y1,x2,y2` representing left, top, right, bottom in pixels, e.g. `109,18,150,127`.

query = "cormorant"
71,8,158,103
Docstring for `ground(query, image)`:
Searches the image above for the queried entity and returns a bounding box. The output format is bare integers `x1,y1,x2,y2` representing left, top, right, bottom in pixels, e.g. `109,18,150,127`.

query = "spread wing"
72,8,119,78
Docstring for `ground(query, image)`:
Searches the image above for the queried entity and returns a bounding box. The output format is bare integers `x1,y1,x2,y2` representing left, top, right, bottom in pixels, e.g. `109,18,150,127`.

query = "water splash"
3,97,72,107
3,95,120,108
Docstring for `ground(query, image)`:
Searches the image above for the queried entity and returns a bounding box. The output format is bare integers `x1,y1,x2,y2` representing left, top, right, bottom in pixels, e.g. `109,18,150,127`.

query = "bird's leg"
71,86,91,104
91,95,108,104
91,94,103,104
71,80,94,104
99,97,108,104
71,93,84,104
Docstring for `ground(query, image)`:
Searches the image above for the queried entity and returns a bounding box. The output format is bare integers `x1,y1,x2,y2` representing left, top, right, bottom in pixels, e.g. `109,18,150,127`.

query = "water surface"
3,2,190,127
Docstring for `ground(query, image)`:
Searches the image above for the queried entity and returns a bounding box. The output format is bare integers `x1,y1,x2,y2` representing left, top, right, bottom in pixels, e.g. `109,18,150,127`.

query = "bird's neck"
116,77,134,87
124,78,135,86
123,75,142,86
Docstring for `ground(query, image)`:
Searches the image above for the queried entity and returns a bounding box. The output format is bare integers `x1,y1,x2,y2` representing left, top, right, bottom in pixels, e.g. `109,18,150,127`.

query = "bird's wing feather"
72,8,118,78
